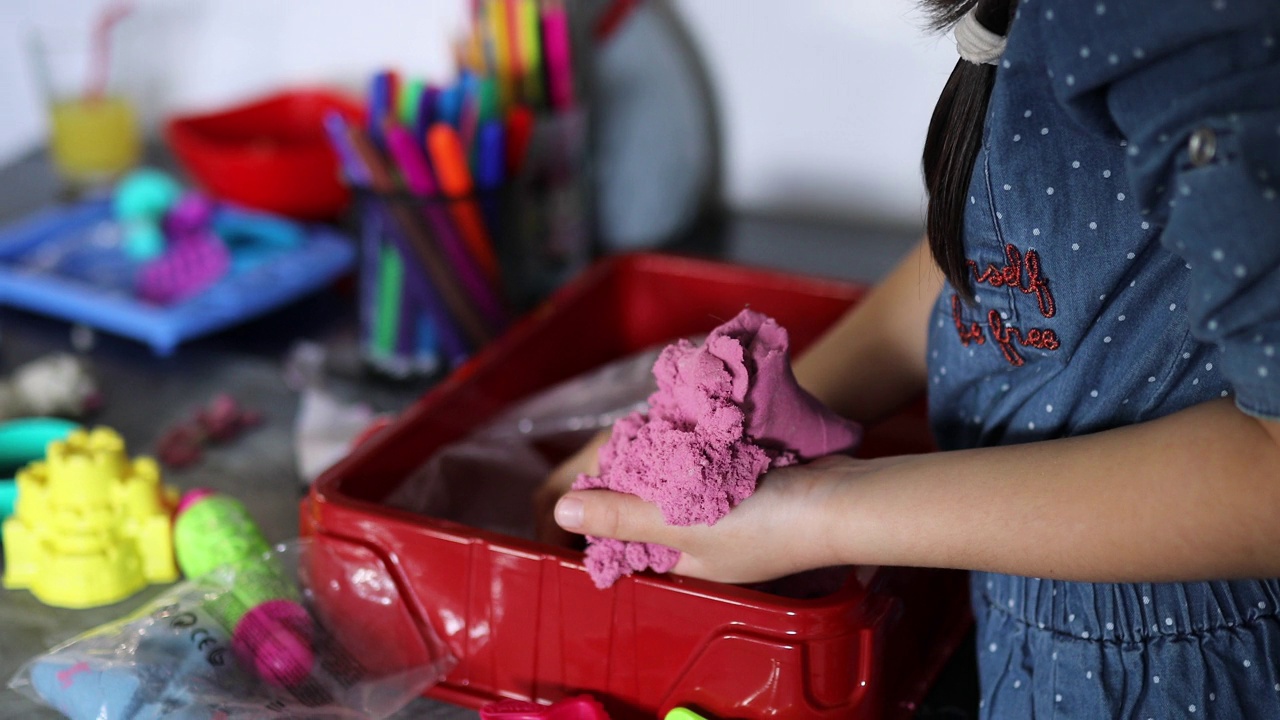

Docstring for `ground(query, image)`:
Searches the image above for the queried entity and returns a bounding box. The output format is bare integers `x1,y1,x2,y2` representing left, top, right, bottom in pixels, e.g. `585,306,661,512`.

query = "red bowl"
166,89,365,221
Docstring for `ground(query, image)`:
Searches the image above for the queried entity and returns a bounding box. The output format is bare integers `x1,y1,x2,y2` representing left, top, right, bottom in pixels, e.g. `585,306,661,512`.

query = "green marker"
399,77,425,127
374,244,406,359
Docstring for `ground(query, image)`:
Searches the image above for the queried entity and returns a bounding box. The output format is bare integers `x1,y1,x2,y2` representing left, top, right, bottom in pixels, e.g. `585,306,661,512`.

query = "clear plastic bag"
383,344,666,539
8,539,456,720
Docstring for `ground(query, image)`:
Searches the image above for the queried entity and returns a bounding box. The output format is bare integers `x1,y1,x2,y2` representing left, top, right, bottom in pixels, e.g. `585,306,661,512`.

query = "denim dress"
924,1,1280,716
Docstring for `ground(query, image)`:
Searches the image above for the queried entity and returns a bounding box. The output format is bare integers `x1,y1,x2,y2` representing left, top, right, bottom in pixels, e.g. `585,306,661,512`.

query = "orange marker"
504,0,524,88
427,123,501,283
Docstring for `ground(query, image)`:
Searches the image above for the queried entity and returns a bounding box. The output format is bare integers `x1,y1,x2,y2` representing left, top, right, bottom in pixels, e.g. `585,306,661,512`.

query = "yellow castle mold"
2,427,179,608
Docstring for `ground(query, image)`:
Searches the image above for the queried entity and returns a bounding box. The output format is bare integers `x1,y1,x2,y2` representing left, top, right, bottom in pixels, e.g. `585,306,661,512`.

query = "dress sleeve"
1038,0,1280,419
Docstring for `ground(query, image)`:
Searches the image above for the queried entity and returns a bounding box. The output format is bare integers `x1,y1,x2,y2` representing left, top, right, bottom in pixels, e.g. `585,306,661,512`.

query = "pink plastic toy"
137,190,232,302
480,695,611,720
135,218,230,304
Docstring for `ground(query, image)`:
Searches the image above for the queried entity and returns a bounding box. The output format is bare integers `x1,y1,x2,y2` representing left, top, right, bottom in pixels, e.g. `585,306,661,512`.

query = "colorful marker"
427,122,502,284
384,121,507,330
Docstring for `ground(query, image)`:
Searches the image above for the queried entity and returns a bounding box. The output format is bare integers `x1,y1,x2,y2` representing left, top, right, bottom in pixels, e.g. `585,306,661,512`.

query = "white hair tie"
955,7,1006,66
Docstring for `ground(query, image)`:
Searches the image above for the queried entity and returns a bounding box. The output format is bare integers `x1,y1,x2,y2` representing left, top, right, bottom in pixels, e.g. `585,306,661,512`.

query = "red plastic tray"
303,253,970,719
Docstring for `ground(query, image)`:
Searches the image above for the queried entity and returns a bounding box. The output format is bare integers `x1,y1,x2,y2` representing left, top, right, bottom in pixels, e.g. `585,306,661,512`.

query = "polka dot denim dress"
923,1,1280,717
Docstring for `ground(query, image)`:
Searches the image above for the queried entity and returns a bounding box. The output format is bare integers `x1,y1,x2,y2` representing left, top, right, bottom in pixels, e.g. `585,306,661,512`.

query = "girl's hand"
533,429,610,546
553,455,895,584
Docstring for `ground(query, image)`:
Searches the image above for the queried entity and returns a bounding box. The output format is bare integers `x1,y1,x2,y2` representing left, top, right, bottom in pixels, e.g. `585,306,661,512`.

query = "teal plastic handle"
0,417,81,472
0,418,81,520
0,480,15,520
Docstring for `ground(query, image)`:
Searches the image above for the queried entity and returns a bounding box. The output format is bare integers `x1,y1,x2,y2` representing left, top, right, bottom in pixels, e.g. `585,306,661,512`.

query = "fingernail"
555,496,584,529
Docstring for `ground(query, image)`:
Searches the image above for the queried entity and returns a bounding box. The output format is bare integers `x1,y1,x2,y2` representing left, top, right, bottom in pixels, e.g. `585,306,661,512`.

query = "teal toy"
113,168,184,261
123,222,166,261
0,417,81,521
0,481,14,521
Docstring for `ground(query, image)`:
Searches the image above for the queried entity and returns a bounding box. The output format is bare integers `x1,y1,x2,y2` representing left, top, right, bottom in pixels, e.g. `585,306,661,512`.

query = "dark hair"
920,0,1018,299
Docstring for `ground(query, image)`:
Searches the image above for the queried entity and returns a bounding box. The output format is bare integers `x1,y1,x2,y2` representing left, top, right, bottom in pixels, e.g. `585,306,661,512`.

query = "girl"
542,0,1280,716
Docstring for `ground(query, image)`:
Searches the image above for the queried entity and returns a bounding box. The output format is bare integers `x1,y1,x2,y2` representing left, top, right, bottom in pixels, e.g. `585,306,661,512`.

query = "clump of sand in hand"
573,308,862,588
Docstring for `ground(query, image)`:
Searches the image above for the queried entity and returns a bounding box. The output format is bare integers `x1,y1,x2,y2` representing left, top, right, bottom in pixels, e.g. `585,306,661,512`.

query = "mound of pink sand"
573,308,862,588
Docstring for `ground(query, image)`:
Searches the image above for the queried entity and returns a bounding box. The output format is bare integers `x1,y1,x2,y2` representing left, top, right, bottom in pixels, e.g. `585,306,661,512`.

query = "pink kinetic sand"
573,308,862,588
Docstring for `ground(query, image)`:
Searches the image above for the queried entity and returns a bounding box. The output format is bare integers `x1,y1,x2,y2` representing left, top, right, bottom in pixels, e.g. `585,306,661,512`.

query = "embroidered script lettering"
950,243,1061,366
987,310,1061,366
968,244,1056,318
952,294,985,346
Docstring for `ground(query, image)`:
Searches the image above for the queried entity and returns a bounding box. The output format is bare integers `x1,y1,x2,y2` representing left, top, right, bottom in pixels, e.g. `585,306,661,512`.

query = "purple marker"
380,208,471,366
383,123,508,331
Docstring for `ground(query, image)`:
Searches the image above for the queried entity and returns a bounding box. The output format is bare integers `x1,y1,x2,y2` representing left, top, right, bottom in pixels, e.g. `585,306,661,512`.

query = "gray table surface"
0,149,925,719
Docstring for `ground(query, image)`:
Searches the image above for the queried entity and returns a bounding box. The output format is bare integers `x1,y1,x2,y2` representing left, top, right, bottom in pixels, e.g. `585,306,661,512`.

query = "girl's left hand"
553,454,897,584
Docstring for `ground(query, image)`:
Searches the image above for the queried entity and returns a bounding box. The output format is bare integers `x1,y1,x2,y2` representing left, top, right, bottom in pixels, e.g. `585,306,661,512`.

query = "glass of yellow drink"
48,95,141,184
31,19,142,188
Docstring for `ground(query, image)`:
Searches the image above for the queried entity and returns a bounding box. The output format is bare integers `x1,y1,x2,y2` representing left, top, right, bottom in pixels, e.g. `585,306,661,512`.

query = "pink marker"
542,0,576,110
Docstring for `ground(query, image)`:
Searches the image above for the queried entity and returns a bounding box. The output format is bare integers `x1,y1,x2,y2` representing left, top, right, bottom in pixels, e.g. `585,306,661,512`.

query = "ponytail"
920,0,1017,299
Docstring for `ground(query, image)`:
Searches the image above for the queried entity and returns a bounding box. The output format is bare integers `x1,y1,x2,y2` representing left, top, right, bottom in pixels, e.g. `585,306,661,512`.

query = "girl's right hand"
551,454,898,585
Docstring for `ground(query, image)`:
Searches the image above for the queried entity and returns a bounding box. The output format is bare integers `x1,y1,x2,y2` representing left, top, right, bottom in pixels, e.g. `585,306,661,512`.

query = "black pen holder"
347,109,594,377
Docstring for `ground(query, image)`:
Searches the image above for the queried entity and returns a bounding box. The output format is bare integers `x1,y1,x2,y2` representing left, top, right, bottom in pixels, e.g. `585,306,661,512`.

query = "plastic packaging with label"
8,539,456,720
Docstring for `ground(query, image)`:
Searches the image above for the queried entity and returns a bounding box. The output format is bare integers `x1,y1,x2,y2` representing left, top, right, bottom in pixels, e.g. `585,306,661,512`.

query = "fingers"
555,489,672,544
534,486,580,547
566,429,609,476
531,430,610,546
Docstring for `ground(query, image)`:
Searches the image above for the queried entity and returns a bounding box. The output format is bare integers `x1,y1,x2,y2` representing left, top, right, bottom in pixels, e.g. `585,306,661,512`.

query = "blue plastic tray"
0,200,356,355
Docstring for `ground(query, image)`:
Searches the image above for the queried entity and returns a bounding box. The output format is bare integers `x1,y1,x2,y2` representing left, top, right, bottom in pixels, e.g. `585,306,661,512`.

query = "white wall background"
0,0,956,224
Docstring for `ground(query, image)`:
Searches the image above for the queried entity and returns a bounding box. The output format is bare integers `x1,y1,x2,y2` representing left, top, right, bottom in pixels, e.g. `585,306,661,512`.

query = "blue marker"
416,314,440,374
458,71,480,111
476,119,506,267
414,85,441,151
477,120,506,190
436,82,464,129
368,71,395,149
